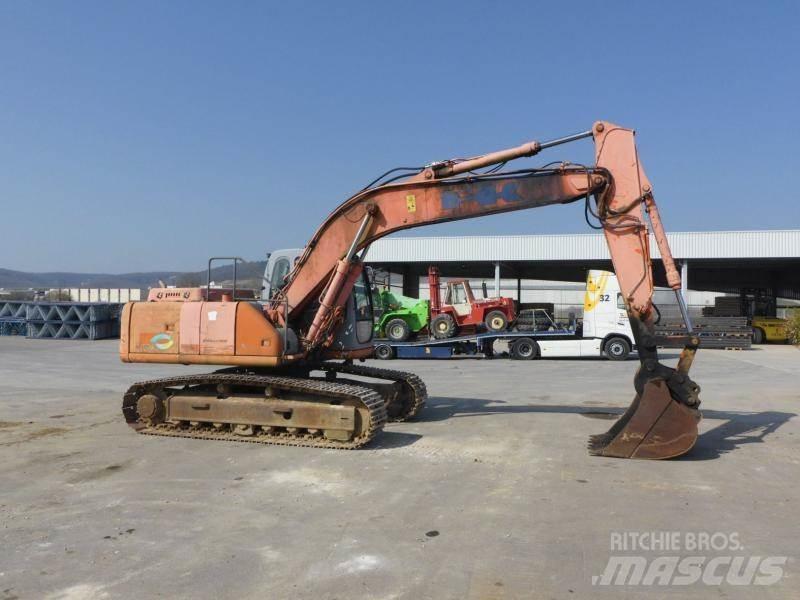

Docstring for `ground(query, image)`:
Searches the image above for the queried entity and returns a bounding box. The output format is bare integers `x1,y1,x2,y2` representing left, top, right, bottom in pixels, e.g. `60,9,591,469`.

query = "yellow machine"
751,317,788,344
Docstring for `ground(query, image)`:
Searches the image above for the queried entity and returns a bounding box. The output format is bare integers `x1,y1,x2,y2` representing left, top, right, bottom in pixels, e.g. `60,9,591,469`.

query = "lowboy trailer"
374,328,634,360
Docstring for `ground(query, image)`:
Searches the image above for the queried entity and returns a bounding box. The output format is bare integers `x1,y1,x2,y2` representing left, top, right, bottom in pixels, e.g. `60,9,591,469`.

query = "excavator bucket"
588,379,701,459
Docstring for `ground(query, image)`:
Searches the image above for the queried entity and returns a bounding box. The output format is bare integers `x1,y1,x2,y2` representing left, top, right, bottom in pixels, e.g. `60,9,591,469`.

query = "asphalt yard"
1,338,797,599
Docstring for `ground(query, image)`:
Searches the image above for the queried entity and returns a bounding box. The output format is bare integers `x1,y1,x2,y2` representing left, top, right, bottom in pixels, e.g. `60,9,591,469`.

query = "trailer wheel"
484,310,508,332
375,344,395,360
604,337,630,360
510,337,538,360
385,318,411,342
431,314,457,339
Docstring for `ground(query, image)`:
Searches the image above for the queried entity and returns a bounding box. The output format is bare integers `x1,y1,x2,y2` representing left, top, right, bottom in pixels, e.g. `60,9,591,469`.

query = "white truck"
530,269,635,359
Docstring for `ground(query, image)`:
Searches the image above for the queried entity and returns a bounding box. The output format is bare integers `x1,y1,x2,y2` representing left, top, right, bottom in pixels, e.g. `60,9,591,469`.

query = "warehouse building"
366,230,800,318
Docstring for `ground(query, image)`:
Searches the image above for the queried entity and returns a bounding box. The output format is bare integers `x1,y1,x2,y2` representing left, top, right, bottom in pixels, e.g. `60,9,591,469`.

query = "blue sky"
1,1,798,273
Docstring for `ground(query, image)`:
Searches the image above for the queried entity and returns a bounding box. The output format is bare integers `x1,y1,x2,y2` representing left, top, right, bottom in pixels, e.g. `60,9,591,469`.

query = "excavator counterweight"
120,121,702,459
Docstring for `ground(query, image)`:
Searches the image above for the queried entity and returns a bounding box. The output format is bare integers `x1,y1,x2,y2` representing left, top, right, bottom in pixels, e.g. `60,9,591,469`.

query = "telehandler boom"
120,121,701,459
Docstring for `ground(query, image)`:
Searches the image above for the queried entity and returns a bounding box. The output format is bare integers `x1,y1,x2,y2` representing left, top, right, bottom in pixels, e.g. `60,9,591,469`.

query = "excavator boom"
279,167,599,319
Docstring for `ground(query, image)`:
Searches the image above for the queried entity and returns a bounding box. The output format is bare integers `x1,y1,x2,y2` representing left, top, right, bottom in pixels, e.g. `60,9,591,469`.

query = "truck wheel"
484,310,508,332
385,318,411,342
431,314,457,339
510,337,538,360
604,337,630,361
752,327,765,345
375,344,394,360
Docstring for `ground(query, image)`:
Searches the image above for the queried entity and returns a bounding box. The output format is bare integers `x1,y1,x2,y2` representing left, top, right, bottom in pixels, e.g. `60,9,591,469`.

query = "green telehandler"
373,289,430,342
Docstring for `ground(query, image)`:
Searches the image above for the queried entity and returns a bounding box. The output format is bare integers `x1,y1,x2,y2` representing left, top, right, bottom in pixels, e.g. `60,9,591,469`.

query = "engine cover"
120,300,286,366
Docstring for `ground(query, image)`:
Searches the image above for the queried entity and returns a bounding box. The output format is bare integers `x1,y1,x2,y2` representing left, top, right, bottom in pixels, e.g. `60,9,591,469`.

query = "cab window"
270,258,291,298
617,293,626,309
451,284,468,305
353,277,373,321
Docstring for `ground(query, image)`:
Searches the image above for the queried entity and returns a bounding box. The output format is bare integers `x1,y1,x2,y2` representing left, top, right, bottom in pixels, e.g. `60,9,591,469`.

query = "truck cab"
578,270,635,359
262,249,302,301
514,270,635,360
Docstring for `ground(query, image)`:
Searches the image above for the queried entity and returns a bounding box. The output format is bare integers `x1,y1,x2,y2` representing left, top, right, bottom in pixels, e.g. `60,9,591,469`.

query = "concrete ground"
0,338,797,600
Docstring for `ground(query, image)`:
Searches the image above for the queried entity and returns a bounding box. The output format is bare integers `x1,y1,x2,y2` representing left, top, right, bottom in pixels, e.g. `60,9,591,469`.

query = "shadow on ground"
370,430,423,449
411,396,795,461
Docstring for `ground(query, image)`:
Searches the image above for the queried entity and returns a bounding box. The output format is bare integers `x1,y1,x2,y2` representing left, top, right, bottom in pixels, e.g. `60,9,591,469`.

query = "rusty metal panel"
148,287,205,302
123,352,280,366
235,302,282,357
167,395,356,431
200,302,236,356
179,302,202,354
127,302,181,354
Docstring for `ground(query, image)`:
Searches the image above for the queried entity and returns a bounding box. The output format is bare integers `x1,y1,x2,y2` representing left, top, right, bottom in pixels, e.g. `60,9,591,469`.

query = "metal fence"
0,300,122,340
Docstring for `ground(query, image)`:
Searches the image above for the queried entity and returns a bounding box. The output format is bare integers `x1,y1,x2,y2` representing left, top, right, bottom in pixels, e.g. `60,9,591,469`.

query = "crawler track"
122,372,386,449
320,362,427,421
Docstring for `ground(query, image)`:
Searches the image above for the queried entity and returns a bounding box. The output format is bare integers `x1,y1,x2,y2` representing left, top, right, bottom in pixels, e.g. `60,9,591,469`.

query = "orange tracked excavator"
120,121,701,459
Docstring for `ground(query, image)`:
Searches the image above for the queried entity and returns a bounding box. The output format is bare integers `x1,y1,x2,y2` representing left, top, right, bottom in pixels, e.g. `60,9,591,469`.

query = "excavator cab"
334,270,375,348
261,248,376,358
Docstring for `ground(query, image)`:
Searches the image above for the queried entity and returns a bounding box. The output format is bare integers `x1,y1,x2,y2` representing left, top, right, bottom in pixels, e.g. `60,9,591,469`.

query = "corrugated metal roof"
367,230,800,262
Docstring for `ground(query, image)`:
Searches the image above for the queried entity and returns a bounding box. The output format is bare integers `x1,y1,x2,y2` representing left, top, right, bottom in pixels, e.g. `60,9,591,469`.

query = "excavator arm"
277,121,702,459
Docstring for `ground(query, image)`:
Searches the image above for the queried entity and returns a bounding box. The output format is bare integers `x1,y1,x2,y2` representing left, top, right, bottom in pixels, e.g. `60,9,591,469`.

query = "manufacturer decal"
150,332,174,351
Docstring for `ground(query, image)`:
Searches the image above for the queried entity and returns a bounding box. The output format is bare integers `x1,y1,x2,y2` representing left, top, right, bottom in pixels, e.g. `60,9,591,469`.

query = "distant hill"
0,261,268,291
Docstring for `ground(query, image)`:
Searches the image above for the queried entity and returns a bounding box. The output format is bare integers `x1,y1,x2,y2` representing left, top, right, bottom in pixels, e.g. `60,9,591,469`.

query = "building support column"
494,262,501,297
681,260,688,295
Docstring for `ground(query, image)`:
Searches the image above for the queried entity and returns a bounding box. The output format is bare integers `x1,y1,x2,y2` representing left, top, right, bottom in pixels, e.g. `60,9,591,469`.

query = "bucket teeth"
588,379,701,460
588,395,642,456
